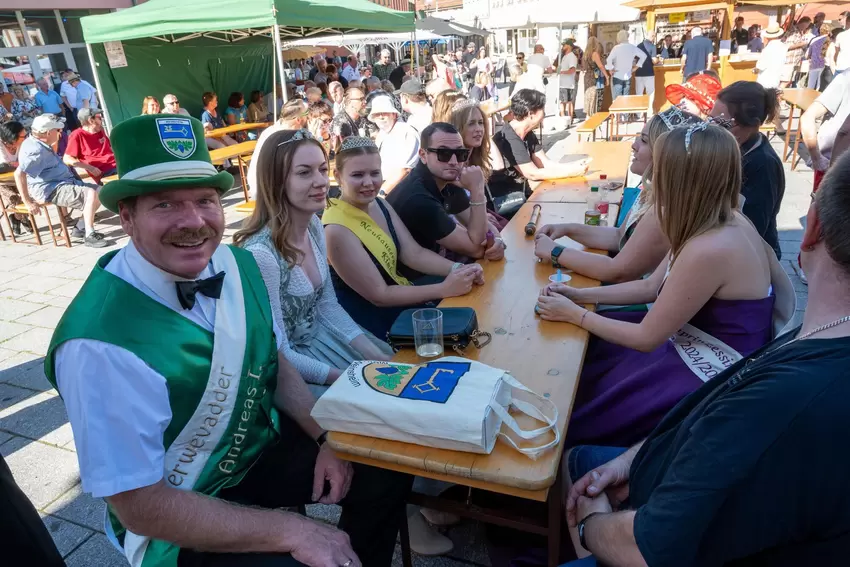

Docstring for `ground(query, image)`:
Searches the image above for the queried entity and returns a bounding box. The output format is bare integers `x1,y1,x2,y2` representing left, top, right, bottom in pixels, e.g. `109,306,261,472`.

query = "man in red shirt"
63,108,117,184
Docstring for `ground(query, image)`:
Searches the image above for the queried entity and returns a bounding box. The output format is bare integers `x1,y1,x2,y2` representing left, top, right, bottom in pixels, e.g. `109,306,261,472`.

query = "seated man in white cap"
15,114,109,248
45,113,412,567
369,94,420,195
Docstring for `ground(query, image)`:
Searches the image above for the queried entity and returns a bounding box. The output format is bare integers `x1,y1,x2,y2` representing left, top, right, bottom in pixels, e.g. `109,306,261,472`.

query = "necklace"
783,315,850,348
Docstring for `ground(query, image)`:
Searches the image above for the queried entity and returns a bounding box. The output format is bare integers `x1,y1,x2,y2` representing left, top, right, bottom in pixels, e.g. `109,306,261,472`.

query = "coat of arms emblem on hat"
156,117,196,159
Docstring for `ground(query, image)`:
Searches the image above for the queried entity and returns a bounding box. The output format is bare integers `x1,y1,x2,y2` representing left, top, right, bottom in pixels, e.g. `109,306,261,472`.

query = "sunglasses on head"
167,100,179,104
426,147,470,163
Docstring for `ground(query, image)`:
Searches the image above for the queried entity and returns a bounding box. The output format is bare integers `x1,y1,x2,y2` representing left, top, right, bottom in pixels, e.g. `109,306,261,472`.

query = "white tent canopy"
533,0,639,25
285,30,446,61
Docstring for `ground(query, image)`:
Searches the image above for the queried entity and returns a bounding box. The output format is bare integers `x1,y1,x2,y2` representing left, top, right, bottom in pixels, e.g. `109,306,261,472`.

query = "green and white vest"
44,245,280,567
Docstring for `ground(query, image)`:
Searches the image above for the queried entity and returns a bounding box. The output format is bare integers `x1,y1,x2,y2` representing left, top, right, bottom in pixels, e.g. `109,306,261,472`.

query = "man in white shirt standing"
607,30,647,101
45,113,412,567
756,23,788,131
558,42,578,126
833,12,850,74
514,44,553,96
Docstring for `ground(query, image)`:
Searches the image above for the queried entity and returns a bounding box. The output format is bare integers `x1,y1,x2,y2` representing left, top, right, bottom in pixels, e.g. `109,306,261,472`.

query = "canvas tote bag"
311,356,559,460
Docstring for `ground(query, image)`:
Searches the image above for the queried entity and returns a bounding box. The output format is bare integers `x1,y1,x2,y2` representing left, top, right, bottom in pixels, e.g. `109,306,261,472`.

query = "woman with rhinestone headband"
323,136,484,341
533,106,702,287
234,130,394,396
534,123,795,450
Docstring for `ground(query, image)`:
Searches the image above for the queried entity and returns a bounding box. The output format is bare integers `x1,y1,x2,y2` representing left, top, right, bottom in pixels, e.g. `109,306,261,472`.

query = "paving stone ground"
0,83,810,566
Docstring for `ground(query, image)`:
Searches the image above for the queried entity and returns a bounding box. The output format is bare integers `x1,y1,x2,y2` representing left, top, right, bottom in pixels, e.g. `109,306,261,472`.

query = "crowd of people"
6,23,850,567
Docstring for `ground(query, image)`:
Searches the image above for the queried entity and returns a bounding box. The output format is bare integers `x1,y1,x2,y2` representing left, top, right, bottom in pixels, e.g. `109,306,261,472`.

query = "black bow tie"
175,271,225,310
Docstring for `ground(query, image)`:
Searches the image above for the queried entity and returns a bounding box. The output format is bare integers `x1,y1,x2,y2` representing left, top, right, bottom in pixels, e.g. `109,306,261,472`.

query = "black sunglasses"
426,147,470,163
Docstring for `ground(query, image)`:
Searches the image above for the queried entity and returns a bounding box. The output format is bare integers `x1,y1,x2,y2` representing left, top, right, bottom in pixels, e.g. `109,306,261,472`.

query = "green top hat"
100,114,233,213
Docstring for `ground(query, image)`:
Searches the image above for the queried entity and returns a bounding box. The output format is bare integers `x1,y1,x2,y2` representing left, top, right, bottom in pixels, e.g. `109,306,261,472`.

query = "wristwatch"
495,236,507,250
578,512,601,551
315,431,328,447
550,245,565,268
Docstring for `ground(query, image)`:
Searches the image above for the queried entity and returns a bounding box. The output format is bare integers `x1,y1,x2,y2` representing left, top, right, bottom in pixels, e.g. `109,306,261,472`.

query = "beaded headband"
684,122,710,153
277,129,315,147
339,136,377,152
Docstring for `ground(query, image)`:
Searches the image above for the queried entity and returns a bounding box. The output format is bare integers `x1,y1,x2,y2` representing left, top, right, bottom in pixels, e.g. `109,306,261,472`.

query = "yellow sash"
322,198,412,286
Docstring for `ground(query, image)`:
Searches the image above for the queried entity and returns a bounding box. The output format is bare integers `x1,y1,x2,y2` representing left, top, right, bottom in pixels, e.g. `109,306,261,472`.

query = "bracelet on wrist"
579,309,589,329
450,262,464,272
578,512,602,551
315,431,328,447
469,199,487,206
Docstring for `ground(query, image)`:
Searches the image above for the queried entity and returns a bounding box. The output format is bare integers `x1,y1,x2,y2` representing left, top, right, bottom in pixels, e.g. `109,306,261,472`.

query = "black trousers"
179,415,413,567
0,454,66,566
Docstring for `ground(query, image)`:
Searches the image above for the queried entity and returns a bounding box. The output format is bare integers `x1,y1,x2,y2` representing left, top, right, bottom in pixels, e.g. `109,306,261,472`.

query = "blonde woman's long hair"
233,130,328,267
450,103,491,179
432,91,467,123
652,125,741,264
583,37,602,73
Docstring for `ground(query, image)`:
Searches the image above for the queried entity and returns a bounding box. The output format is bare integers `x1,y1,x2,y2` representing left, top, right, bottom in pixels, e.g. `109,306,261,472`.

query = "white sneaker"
420,508,460,527
408,511,454,556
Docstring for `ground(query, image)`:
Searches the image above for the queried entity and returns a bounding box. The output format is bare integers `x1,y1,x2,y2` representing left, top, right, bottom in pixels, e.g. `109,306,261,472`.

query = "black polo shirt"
385,162,470,263
740,133,785,259
629,331,850,567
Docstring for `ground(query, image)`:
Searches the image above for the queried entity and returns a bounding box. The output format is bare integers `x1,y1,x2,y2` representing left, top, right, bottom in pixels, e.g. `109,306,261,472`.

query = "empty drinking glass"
412,308,444,358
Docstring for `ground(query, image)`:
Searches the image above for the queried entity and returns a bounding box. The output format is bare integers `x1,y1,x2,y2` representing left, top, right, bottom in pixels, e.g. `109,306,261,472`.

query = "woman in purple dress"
535,124,794,447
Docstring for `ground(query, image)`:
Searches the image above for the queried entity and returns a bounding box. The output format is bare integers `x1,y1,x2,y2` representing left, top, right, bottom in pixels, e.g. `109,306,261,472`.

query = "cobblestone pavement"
0,86,809,566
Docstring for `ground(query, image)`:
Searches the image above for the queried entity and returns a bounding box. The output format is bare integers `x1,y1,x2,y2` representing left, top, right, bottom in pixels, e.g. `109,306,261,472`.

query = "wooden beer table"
328,201,604,567
528,141,632,204
781,88,820,171
608,94,649,140
209,140,257,202
206,122,270,138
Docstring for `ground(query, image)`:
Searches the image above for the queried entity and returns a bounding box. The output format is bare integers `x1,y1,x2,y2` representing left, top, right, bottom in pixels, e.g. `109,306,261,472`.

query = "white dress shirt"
55,242,283,499
606,42,647,81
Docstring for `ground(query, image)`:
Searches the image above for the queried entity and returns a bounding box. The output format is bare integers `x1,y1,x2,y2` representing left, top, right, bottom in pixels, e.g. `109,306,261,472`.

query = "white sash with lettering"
124,246,246,567
671,236,796,384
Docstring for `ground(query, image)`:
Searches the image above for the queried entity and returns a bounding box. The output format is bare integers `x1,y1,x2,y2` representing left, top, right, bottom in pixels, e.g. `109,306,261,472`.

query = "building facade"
0,2,133,92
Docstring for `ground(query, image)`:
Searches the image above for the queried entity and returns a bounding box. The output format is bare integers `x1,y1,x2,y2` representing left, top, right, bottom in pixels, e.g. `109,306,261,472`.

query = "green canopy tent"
80,0,413,128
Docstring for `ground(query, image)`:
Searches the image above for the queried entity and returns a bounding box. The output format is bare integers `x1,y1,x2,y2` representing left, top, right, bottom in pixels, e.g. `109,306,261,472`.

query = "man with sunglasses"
162,94,191,117
331,87,367,143
387,122,505,270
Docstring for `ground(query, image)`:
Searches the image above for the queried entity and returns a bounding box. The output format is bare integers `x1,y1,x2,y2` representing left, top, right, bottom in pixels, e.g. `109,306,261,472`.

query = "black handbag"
387,307,492,354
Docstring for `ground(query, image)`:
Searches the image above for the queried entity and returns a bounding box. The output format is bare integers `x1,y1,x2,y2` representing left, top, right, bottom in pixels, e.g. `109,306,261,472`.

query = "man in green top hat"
44,114,412,567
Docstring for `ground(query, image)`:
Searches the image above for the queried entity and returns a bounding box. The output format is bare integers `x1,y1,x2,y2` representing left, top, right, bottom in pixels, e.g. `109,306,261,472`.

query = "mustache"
163,226,218,244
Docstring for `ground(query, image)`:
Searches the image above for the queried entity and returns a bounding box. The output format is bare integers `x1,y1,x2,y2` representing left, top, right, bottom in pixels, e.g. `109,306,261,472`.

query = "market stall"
626,0,845,112
80,0,413,129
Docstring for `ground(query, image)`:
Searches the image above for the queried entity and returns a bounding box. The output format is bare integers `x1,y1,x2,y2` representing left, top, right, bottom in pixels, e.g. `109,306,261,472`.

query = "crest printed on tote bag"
363,361,471,403
156,117,196,159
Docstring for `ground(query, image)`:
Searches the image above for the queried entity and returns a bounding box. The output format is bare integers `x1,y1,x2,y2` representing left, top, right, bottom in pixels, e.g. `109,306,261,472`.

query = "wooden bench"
759,123,776,140
576,112,610,142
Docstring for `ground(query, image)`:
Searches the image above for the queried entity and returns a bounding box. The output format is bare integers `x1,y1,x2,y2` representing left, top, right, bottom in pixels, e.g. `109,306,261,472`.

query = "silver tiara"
658,106,699,131
684,122,710,153
339,136,377,151
277,129,315,147
451,98,477,112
